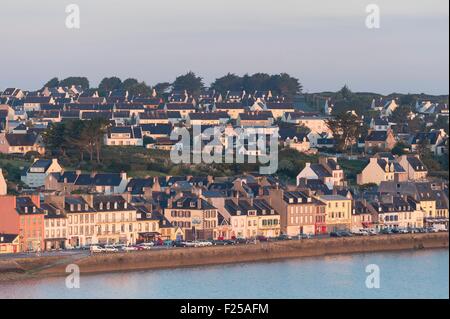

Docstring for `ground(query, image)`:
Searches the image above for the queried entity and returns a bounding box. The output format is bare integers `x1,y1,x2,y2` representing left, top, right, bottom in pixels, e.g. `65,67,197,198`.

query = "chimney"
90,171,97,178
120,171,127,180
75,169,82,176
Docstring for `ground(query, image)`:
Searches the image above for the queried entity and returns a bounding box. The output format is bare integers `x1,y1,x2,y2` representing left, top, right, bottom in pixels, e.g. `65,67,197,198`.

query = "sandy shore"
1,232,448,282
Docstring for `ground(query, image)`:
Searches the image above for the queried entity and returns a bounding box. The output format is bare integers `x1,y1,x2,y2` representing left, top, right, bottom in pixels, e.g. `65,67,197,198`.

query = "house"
45,171,129,195
351,200,374,231
1,88,25,99
282,112,332,136
371,195,423,230
0,234,20,254
0,195,44,252
164,103,196,118
296,157,345,190
410,129,448,156
105,126,143,146
364,129,396,154
212,102,247,119
223,197,281,239
370,117,389,131
237,111,274,127
378,181,449,228
164,195,219,240
278,127,310,153
225,90,246,103
140,124,172,139
0,169,6,195
186,112,230,127
41,202,68,250
317,195,352,232
23,96,55,112
0,129,45,155
398,155,428,180
21,158,63,188
267,189,326,236
371,98,399,117
261,102,295,119
357,157,407,185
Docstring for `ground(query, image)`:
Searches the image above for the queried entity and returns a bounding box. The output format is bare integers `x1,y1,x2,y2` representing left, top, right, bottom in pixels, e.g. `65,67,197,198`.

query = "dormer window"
85,204,88,211
289,198,293,203
190,202,196,208
70,204,74,212
25,207,28,213
124,202,128,209
78,204,81,211
114,202,118,209
106,202,110,210
177,202,183,207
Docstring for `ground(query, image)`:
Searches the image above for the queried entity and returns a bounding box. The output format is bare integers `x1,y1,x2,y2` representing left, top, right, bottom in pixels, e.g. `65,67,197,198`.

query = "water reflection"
0,249,448,299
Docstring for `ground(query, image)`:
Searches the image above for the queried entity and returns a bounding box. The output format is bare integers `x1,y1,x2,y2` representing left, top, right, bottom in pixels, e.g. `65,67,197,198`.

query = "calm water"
0,249,448,299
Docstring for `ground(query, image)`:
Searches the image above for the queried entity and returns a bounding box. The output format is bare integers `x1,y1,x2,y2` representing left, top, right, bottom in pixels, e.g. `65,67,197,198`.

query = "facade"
364,129,396,154
0,234,20,254
296,157,345,190
105,126,143,146
318,195,352,232
164,196,219,240
398,155,428,180
0,195,44,252
0,130,45,155
21,158,63,188
371,196,423,230
267,189,326,236
357,157,407,185
223,198,281,239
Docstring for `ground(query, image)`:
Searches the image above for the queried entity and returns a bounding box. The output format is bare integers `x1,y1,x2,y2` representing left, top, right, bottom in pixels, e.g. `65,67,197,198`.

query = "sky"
0,0,448,95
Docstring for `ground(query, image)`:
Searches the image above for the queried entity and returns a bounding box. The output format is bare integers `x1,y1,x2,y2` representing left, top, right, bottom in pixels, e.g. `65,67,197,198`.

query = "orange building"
0,195,45,252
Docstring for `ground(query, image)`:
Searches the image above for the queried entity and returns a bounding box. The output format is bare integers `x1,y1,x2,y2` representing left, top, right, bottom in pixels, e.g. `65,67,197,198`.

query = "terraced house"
164,196,219,241
267,189,326,236
371,196,424,230
0,195,44,252
223,198,281,239
318,195,352,232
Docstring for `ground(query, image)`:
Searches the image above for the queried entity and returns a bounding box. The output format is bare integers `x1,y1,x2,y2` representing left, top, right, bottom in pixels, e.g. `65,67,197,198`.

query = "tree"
172,71,204,95
98,76,122,96
127,81,152,97
211,73,243,94
269,73,302,98
326,112,363,152
80,118,109,163
122,78,139,90
338,85,353,100
391,141,408,156
153,82,171,95
42,122,67,156
390,105,412,124
44,77,59,88
59,77,90,89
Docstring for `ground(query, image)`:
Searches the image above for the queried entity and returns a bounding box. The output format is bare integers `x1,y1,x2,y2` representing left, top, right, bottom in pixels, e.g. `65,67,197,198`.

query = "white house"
21,158,63,188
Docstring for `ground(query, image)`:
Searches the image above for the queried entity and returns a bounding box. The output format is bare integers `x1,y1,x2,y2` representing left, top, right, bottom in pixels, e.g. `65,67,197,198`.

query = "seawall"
1,233,448,281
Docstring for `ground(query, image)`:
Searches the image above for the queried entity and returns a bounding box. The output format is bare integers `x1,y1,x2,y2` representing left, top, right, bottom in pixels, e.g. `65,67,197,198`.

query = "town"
0,73,448,254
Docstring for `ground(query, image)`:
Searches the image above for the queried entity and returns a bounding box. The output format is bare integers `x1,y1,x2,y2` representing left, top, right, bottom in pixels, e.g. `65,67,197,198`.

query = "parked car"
379,228,392,235
173,240,187,247
121,246,140,252
90,245,106,253
276,234,292,241
233,238,248,245
256,235,269,242
339,231,353,237
163,240,173,246
103,245,119,252
137,242,154,250
329,232,341,238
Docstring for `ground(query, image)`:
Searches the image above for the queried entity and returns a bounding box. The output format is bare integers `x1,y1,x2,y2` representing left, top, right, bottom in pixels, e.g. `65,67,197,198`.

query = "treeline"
43,119,109,163
42,71,302,98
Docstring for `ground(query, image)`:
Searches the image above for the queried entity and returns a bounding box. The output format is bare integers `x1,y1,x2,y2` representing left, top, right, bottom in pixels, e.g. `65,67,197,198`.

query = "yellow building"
0,234,19,254
318,195,352,232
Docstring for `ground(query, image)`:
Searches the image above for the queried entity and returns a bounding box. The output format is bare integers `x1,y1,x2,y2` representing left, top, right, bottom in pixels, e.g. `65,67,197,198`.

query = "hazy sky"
0,0,448,94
